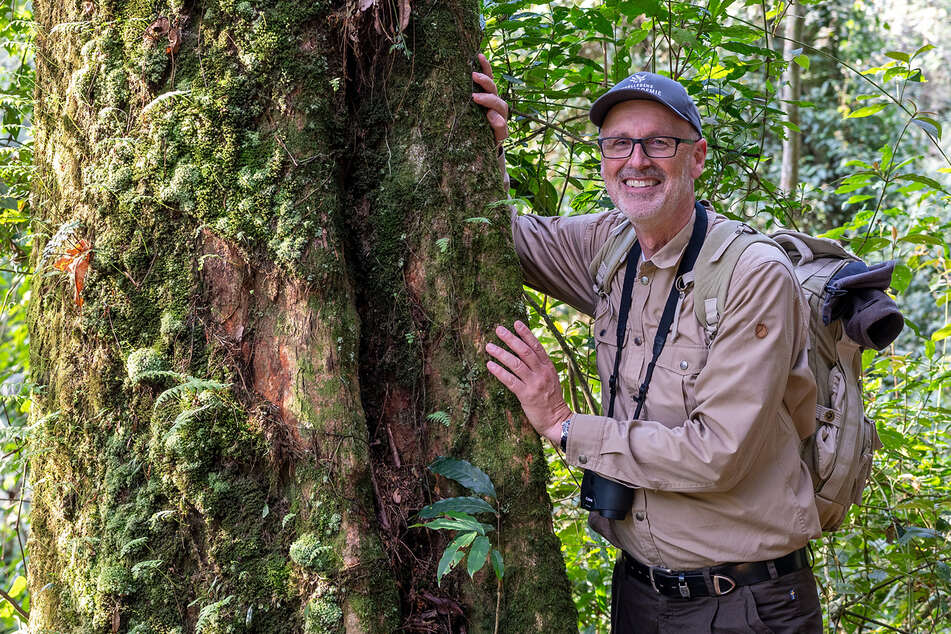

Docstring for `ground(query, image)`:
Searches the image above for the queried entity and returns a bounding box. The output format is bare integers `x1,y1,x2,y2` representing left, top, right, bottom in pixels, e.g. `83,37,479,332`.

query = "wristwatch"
559,418,572,451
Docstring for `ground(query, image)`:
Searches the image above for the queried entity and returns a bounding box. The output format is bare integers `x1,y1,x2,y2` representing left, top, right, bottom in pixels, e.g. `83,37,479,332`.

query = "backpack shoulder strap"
588,218,637,298
692,221,785,339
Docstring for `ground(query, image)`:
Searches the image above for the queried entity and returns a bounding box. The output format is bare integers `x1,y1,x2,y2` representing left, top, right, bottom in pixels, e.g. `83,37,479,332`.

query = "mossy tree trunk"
26,0,576,632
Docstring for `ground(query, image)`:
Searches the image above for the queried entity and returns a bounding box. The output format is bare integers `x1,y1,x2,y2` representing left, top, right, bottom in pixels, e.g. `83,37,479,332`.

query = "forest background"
2,0,950,632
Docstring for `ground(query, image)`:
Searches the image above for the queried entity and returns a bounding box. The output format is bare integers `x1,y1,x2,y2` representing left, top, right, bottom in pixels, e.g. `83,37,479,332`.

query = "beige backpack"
590,217,883,532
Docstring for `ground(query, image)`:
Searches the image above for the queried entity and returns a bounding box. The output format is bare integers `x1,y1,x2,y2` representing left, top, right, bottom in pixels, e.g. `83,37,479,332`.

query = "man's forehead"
600,100,694,134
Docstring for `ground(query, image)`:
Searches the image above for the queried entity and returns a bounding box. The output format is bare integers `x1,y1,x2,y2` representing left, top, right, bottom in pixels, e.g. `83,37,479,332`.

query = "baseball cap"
589,71,702,137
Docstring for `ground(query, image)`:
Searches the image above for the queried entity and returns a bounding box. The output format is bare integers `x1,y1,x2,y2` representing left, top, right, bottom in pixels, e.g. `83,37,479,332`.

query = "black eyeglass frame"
597,135,699,159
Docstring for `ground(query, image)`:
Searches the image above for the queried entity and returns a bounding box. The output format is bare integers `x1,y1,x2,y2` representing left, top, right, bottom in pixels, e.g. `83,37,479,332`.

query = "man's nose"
625,142,653,169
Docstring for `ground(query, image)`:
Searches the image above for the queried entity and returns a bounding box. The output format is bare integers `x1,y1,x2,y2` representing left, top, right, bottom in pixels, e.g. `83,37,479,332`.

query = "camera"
580,470,635,520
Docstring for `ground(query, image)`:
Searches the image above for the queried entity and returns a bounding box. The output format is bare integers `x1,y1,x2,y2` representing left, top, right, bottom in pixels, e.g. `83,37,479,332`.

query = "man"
472,55,824,632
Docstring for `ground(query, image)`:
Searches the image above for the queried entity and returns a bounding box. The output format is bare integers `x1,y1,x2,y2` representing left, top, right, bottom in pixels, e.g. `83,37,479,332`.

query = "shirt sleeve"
566,245,814,493
510,209,627,317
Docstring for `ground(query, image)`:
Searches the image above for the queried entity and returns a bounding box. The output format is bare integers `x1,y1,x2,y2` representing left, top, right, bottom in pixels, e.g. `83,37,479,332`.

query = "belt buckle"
712,574,737,596
648,566,670,594
677,572,690,599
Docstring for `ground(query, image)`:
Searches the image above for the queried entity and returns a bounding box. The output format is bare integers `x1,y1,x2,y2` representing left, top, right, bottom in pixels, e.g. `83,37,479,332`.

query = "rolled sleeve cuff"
566,413,609,470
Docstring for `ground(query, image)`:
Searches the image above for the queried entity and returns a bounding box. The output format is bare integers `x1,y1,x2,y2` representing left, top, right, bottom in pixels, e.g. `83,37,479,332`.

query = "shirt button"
679,360,689,370
578,455,588,465
600,329,607,336
640,275,650,285
633,336,643,346
635,512,646,521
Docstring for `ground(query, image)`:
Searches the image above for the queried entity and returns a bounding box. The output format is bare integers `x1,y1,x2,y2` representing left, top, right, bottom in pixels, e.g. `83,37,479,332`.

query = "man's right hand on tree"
472,53,509,149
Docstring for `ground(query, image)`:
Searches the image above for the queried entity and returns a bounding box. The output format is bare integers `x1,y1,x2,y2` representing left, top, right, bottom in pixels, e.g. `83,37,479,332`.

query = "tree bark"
781,1,803,195
26,1,576,632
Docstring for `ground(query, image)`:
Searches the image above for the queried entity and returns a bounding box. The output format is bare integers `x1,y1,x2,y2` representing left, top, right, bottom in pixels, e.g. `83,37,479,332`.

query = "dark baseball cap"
589,71,702,137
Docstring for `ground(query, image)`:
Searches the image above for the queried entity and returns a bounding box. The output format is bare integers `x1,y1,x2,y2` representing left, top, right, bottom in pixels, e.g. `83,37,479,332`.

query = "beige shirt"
513,208,821,569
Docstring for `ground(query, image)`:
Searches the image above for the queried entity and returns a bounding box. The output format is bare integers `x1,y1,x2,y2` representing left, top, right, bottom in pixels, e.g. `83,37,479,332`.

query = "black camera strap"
606,202,708,419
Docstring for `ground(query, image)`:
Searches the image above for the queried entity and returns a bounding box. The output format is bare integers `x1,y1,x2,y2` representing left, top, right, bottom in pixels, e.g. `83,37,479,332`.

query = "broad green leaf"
932,323,951,342
897,526,941,545
890,261,912,294
884,51,910,63
418,496,498,519
876,425,904,451
911,116,941,140
9,575,26,598
467,535,491,577
895,173,947,192
418,515,491,535
897,234,947,248
793,54,809,70
490,549,505,579
846,103,887,119
846,194,875,205
429,456,497,499
436,532,475,586
914,44,936,57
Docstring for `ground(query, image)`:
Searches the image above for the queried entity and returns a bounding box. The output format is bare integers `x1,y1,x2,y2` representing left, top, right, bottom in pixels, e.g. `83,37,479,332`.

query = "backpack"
588,214,884,532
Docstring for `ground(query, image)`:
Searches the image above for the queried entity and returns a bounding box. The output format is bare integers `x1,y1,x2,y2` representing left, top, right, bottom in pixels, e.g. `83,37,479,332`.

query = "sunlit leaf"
846,103,888,119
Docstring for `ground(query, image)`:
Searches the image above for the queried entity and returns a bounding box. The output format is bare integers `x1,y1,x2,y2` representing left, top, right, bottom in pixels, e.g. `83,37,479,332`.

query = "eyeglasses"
597,136,698,159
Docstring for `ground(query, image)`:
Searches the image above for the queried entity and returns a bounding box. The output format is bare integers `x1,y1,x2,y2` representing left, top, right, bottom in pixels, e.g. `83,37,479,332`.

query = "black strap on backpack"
606,202,708,419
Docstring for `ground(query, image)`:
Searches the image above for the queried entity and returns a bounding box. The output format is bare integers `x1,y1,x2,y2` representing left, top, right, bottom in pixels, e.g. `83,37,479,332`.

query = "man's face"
599,100,707,230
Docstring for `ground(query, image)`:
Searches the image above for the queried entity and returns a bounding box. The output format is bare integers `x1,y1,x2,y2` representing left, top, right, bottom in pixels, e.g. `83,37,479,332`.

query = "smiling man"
474,64,824,633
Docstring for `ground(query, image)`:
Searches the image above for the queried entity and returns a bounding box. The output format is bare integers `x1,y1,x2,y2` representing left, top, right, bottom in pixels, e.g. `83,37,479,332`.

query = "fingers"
471,71,499,96
486,342,529,379
486,360,523,392
477,52,493,79
493,322,537,367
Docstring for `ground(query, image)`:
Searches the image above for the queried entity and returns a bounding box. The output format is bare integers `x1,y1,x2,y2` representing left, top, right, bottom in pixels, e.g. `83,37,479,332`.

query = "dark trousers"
610,557,823,633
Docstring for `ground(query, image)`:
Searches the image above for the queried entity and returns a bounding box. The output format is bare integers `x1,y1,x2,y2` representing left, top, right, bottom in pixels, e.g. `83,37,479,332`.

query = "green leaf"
426,410,452,426
911,116,941,140
846,194,875,205
9,575,26,598
846,103,887,119
895,173,947,192
490,549,505,579
890,262,912,294
467,535,491,577
429,456,497,499
897,234,947,248
436,532,475,586
884,51,910,63
418,496,498,519
932,323,951,342
793,54,809,71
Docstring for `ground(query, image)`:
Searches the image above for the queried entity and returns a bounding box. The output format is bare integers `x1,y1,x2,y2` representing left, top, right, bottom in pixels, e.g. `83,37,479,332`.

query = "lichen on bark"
27,0,576,632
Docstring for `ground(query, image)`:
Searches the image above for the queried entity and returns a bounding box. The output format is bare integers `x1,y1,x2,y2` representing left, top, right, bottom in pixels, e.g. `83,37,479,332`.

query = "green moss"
126,348,166,383
304,590,343,634
289,533,335,573
96,564,133,596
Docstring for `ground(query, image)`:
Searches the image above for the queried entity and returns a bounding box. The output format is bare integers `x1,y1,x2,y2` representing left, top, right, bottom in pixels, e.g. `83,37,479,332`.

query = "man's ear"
690,138,708,180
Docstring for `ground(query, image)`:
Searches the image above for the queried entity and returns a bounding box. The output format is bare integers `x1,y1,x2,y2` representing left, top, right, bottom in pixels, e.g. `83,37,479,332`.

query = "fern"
427,410,452,427
154,377,227,410
195,595,235,633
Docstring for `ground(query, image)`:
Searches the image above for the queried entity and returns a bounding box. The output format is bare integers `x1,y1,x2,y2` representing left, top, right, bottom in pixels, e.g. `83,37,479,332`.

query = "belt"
622,547,810,599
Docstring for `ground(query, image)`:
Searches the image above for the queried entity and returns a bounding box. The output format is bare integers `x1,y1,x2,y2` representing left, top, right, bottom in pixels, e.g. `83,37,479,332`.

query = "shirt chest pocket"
647,343,709,426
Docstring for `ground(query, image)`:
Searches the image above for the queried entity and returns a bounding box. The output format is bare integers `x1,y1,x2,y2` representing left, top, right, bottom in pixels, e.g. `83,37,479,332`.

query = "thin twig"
841,610,909,633
0,587,28,620
522,292,599,414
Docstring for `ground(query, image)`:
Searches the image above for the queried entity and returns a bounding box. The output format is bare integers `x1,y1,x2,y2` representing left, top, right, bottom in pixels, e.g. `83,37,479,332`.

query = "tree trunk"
781,1,803,195
26,0,576,632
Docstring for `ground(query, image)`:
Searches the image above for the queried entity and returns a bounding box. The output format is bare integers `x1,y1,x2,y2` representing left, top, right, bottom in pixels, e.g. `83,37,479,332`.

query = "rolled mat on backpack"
820,260,904,351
